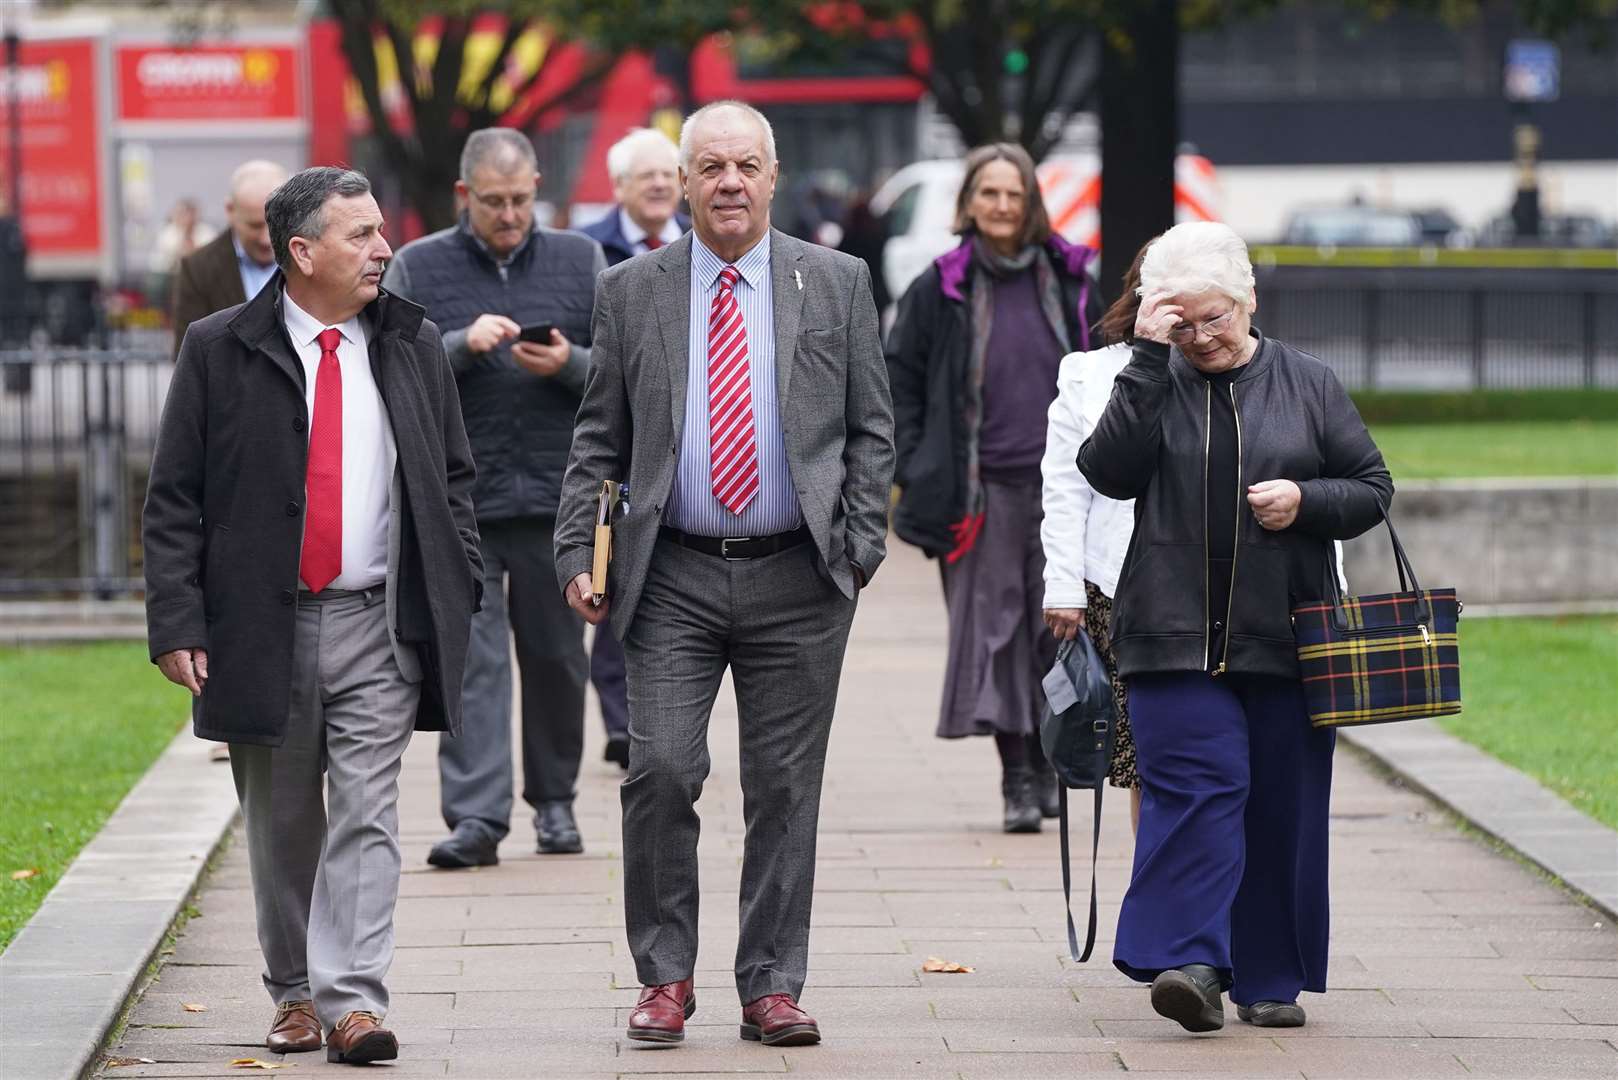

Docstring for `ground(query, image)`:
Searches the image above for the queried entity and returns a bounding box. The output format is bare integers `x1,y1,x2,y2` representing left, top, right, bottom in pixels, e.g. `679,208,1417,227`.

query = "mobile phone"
518,323,557,344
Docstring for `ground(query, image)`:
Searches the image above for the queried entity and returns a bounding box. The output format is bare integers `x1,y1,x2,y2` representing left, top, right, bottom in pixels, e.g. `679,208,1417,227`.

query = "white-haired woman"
1078,222,1393,1032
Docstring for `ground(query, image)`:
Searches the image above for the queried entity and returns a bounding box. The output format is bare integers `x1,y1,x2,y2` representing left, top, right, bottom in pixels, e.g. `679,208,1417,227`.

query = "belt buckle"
720,536,753,561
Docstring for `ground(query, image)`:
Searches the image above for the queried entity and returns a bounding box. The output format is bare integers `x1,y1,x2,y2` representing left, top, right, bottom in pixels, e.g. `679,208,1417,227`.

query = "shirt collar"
619,207,683,248
281,288,362,352
233,233,274,271
692,231,771,292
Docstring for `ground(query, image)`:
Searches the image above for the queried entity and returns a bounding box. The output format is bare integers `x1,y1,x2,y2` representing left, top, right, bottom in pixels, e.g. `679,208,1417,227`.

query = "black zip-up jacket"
1078,334,1393,679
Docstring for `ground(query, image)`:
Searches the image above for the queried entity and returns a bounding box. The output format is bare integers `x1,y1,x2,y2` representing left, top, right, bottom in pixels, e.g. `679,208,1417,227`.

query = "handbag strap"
1323,495,1429,622
1057,757,1106,964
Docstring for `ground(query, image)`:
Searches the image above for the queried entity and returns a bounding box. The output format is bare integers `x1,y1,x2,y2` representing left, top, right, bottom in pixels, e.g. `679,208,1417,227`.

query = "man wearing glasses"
383,128,607,867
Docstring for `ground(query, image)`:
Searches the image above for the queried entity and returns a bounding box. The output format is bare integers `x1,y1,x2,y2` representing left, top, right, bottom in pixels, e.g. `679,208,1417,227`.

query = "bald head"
227,160,288,267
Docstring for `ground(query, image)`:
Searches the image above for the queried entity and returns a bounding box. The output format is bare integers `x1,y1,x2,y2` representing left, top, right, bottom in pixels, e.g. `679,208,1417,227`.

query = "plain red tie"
708,266,758,515
299,327,343,592
644,234,663,251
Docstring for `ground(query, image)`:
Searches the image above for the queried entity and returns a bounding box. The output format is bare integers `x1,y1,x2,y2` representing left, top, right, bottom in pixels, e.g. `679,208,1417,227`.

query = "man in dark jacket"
170,159,288,358
144,167,481,1064
574,126,688,768
382,128,606,866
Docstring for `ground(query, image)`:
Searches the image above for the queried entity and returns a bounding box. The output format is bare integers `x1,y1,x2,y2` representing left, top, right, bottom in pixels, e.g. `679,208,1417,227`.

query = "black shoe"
604,736,629,770
535,800,583,854
1000,768,1041,834
1150,964,1225,1032
1035,766,1061,819
426,827,498,869
1237,1001,1306,1027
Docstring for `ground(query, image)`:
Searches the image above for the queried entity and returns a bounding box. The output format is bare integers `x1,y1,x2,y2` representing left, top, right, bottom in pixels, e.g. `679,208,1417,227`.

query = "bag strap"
1322,494,1430,626
1058,759,1106,964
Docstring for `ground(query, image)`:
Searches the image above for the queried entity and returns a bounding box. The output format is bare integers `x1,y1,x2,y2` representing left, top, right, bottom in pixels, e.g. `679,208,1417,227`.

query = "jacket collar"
1170,329,1274,385
228,277,425,387
456,214,537,270
934,232,1097,302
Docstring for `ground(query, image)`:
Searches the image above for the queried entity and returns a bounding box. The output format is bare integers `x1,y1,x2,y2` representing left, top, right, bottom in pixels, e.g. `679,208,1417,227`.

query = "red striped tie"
708,266,758,515
299,327,343,592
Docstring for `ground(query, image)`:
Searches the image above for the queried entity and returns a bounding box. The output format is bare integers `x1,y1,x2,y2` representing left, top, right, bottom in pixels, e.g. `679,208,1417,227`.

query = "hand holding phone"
518,323,557,345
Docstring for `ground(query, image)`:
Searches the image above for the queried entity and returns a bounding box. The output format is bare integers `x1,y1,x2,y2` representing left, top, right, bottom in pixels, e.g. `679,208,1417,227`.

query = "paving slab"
82,543,1618,1078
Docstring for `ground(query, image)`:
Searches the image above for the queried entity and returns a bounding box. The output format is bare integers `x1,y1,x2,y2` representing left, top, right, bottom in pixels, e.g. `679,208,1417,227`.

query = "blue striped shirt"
665,233,803,537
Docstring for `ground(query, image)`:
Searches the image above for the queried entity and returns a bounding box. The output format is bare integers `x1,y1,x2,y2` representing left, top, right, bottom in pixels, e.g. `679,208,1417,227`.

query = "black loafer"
1237,1001,1306,1027
535,800,583,854
1150,964,1225,1032
426,828,498,869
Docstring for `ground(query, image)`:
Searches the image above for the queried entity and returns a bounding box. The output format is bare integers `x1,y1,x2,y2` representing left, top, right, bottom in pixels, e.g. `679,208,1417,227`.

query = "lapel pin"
794,269,803,291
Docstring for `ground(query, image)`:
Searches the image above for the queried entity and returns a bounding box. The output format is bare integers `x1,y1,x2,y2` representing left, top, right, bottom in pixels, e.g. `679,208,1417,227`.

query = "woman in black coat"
1079,221,1393,1033
885,143,1102,834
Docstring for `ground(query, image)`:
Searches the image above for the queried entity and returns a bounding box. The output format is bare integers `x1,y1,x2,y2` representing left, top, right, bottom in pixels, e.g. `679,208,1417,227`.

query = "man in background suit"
575,125,688,770
555,101,894,1048
170,159,288,358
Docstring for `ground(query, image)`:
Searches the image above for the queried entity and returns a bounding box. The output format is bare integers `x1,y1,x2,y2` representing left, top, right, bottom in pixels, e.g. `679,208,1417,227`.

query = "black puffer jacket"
1078,335,1393,679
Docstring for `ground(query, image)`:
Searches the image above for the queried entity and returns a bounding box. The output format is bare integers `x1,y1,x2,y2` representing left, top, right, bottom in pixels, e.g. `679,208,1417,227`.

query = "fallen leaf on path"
921,956,975,973
229,1060,293,1070
182,1002,208,1012
103,1057,156,1068
10,868,39,881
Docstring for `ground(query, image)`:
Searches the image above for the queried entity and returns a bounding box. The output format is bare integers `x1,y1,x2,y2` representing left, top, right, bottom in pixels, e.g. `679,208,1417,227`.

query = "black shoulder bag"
1038,633,1117,963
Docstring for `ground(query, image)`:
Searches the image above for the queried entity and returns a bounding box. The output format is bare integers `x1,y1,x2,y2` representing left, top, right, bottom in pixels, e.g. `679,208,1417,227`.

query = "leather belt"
658,524,812,561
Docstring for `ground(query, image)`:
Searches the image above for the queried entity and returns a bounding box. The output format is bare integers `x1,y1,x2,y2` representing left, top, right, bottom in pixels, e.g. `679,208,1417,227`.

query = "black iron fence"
1253,266,1618,391
2,268,1616,596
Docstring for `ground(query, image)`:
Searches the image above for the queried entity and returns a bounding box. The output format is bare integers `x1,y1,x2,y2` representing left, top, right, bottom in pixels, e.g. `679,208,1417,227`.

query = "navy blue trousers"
591,630,630,740
1114,672,1335,1006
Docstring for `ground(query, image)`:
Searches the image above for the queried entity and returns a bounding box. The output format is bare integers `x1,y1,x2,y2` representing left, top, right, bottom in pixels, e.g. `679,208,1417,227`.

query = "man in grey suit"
555,101,894,1047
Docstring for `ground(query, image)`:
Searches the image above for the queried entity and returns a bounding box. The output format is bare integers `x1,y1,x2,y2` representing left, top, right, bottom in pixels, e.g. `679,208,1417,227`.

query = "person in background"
149,198,218,302
383,128,607,867
144,166,481,1064
171,160,288,358
575,126,689,769
885,142,1102,835
1040,244,1149,832
1079,221,1392,1033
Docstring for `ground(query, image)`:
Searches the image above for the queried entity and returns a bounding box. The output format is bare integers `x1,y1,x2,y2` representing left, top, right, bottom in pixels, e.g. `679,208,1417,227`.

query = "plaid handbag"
1291,502,1462,729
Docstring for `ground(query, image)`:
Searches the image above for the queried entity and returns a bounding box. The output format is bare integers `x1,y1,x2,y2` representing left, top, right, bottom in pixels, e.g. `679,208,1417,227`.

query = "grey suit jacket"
555,228,895,639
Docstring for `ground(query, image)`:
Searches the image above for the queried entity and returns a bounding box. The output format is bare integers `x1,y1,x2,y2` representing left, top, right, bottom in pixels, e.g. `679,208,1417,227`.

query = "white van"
870,153,1221,303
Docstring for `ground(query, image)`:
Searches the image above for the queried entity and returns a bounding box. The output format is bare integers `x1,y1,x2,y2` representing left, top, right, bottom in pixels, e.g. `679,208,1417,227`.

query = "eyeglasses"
1168,309,1237,345
467,188,534,213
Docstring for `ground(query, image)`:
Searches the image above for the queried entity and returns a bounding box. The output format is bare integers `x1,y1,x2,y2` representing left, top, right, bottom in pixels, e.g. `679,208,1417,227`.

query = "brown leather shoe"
265,1000,320,1054
626,979,696,1043
325,1011,398,1064
740,993,820,1046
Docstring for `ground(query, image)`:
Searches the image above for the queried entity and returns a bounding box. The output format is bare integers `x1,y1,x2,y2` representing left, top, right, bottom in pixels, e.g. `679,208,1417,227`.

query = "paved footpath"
99,545,1618,1078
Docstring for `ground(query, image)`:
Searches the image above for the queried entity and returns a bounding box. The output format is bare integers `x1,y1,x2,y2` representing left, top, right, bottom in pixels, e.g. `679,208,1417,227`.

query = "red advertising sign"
117,44,302,122
0,37,104,258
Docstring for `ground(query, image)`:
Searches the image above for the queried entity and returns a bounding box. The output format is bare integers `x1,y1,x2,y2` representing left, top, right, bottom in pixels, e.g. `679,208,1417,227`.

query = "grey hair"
228,158,288,199
459,127,538,183
1136,221,1256,309
265,166,371,271
606,127,679,183
678,100,776,171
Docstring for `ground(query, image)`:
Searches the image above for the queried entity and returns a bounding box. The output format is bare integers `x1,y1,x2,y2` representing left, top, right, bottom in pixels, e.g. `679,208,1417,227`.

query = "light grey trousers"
229,587,419,1028
621,537,857,1004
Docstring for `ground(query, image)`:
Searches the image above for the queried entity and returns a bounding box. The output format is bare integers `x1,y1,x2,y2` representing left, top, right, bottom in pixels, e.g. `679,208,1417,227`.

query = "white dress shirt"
618,207,683,255
282,290,395,590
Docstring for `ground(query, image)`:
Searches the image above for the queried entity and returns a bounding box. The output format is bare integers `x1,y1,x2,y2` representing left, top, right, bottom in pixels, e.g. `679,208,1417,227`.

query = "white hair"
678,100,776,171
1137,221,1256,310
606,127,679,183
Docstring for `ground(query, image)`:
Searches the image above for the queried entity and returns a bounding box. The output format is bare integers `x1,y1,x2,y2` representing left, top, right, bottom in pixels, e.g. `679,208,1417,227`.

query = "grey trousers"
229,588,419,1028
622,537,857,1004
440,516,587,842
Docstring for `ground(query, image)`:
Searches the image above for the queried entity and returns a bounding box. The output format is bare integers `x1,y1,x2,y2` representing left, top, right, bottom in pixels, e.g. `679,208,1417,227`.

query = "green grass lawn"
1440,615,1618,830
0,643,187,950
1368,420,1618,479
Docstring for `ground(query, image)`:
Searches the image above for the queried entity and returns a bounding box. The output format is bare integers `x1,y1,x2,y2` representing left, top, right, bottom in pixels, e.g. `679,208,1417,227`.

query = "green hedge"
1351,390,1618,425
